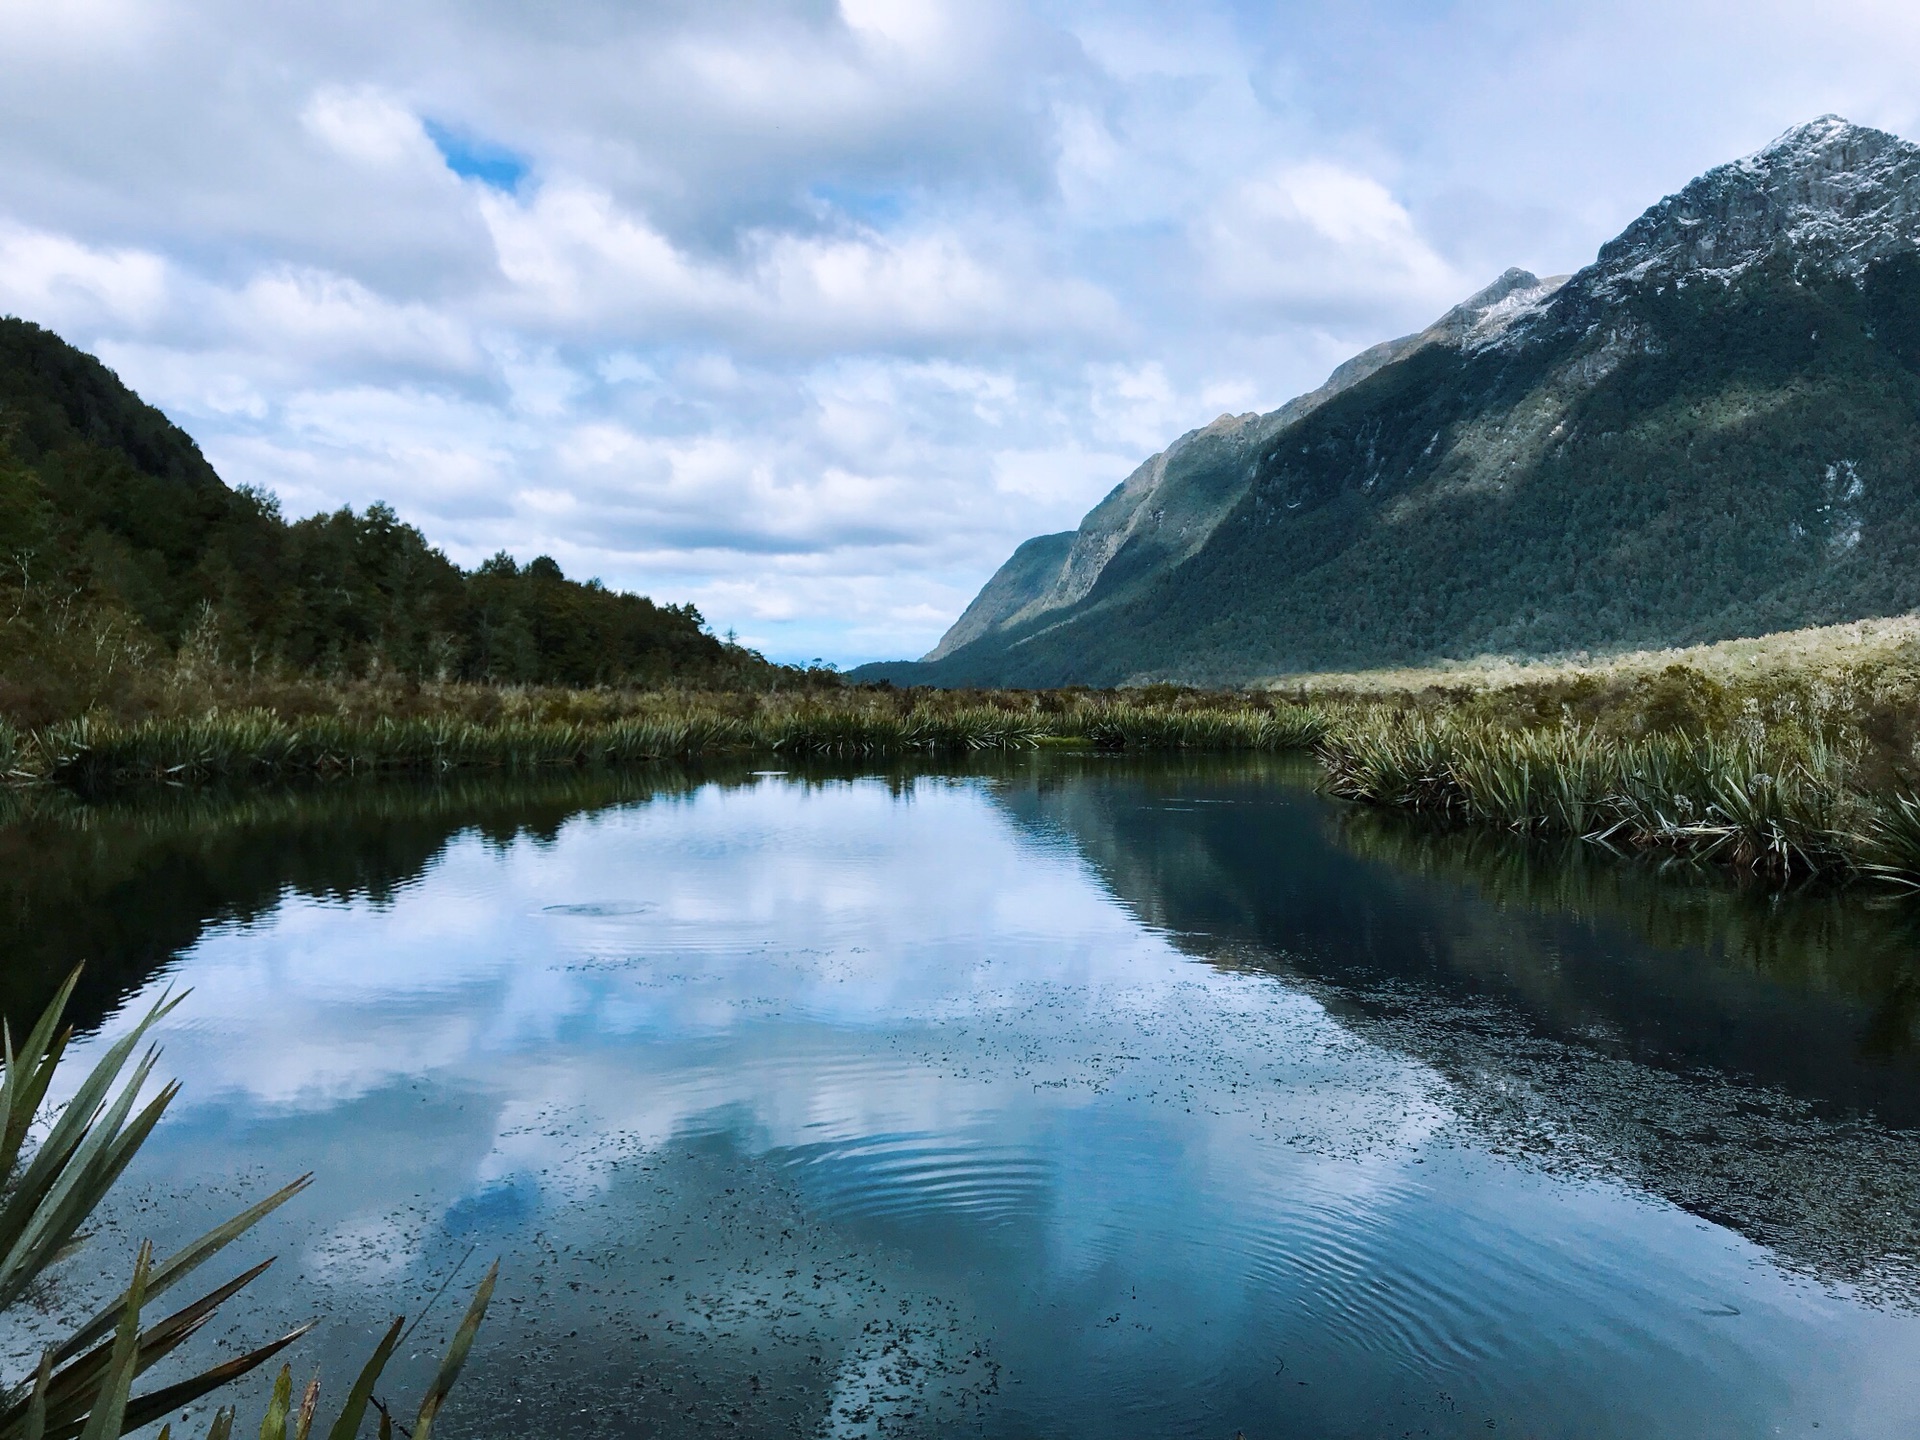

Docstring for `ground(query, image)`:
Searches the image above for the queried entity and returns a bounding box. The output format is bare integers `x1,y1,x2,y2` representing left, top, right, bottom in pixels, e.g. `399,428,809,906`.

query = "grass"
0,692,1335,795
1273,615,1920,884
13,611,1920,885
1318,716,1862,877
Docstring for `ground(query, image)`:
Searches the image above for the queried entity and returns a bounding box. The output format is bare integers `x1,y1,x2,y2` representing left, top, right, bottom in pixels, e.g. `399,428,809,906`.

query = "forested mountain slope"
858,117,1920,687
0,318,765,717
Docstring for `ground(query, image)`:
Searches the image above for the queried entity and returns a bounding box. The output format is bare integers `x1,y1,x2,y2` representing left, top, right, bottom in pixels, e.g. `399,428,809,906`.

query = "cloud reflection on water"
38,770,1920,1438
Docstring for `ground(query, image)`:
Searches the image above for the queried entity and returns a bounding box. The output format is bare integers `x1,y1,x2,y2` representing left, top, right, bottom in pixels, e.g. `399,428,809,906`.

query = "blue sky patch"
425,119,529,191
809,182,907,226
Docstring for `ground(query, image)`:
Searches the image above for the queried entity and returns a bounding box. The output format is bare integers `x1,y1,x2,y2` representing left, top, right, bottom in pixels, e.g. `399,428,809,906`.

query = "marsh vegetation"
12,611,1920,885
1292,616,1920,882
0,683,1329,793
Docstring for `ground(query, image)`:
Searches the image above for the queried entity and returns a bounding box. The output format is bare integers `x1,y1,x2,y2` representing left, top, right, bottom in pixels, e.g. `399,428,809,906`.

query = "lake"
4,753,1919,1437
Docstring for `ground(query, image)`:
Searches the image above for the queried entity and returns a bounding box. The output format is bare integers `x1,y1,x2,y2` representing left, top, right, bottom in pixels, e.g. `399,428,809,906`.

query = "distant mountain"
857,117,1920,687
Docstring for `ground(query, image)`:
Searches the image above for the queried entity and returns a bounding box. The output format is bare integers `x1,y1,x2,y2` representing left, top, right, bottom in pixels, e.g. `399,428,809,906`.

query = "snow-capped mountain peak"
1588,116,1920,293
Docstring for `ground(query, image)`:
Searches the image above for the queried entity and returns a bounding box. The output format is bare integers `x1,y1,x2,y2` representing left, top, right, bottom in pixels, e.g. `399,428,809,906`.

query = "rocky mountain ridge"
924,267,1568,661
864,117,1920,687
1595,116,1920,287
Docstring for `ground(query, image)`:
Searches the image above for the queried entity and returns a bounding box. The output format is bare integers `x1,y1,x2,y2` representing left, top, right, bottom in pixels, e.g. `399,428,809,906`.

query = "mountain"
857,117,1920,687
0,317,766,720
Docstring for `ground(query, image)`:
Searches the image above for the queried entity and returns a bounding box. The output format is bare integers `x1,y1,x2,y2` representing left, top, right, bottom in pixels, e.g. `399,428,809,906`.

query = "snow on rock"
1590,116,1920,292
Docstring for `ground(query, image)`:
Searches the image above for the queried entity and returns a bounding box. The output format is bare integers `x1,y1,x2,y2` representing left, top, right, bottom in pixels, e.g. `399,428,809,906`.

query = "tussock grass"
1271,615,1920,885
1080,702,1330,751
35,712,746,790
21,609,1920,887
1319,715,1862,877
5,691,1333,795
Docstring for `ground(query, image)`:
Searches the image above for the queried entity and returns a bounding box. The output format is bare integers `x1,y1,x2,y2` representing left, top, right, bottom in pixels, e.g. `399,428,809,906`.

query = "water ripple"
778,1131,1053,1228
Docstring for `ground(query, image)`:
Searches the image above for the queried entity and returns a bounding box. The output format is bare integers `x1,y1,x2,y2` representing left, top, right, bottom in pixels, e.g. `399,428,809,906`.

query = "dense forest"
0,317,782,721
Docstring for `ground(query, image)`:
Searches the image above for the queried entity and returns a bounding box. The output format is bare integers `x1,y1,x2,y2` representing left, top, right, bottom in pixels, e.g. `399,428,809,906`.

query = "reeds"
1858,790,1920,888
23,671,1920,887
1078,702,1330,751
30,711,769,791
7,696,1336,794
764,705,1048,756
1319,713,1883,879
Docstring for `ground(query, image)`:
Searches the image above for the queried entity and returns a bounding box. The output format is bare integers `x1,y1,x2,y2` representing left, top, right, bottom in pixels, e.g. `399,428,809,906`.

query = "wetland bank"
5,751,1919,1438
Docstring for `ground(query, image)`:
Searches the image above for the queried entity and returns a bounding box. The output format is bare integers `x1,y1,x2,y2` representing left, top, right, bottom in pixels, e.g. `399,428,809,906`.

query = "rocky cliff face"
867,118,1920,687
1594,116,1920,290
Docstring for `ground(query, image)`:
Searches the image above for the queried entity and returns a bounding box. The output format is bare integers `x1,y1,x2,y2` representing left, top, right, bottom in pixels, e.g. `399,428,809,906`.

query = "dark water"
5,755,1919,1438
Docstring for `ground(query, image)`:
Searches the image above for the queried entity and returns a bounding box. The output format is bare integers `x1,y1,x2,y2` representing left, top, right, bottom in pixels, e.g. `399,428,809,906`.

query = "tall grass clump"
1856,789,1920,888
1316,713,1457,810
1075,701,1329,752
903,705,1051,752
1321,713,1862,879
761,705,1056,756
30,711,763,793
761,708,908,757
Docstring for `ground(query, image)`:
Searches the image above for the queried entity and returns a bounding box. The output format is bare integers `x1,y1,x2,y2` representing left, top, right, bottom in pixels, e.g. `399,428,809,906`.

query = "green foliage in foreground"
0,970,495,1438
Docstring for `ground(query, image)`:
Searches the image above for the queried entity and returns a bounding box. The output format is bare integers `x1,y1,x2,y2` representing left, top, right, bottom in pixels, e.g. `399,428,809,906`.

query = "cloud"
474,178,1118,349
993,443,1139,506
302,86,441,171
1199,163,1463,317
8,0,1920,662
839,0,953,54
0,223,170,330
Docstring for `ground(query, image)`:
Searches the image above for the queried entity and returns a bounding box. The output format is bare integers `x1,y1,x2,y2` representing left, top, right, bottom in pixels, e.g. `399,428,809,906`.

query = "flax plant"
1857,790,1920,887
0,971,495,1439
1077,702,1329,752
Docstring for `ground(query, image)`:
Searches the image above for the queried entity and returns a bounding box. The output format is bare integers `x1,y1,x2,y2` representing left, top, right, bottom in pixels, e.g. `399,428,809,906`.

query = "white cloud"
7,0,1920,662
1200,162,1463,315
0,0,159,56
839,0,951,54
0,223,170,331
993,444,1137,505
477,181,718,320
227,267,480,371
300,86,440,171
474,176,1116,350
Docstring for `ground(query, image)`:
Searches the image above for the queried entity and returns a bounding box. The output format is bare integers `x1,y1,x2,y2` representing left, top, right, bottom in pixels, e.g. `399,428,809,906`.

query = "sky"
4,2,1920,666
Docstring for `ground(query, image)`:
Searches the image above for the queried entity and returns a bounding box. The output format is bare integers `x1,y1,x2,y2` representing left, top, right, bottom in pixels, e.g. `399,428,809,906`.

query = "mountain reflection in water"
997,754,1920,1301
2,755,1917,1439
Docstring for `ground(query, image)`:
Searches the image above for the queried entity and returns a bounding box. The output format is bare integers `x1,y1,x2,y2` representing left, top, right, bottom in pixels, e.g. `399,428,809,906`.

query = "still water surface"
5,754,1920,1437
